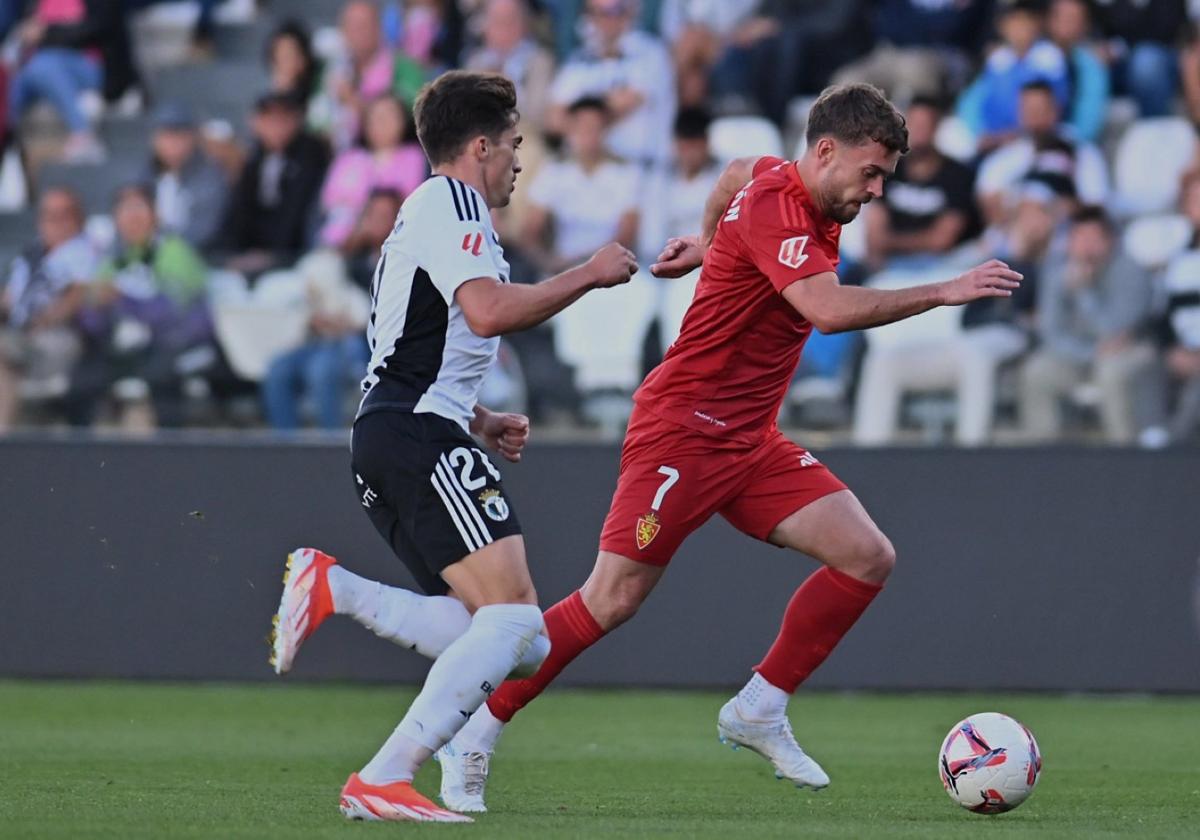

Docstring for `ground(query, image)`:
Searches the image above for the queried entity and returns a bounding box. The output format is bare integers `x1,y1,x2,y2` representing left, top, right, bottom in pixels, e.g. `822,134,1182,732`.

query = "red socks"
755,567,883,693
487,590,606,723
485,569,879,721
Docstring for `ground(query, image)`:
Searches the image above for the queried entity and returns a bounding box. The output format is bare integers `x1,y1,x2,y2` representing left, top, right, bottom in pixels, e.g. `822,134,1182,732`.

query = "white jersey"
359,175,509,431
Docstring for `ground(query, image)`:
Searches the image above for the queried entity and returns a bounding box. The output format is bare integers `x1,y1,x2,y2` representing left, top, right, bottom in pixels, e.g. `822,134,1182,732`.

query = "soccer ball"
938,712,1042,814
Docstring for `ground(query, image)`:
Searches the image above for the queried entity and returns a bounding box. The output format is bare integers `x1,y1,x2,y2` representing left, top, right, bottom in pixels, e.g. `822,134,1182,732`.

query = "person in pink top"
312,0,397,150
8,0,134,162
318,93,427,248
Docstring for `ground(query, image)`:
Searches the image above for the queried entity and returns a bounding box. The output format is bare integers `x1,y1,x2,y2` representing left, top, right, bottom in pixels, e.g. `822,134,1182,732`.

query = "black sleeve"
941,160,976,217
39,0,120,49
215,157,260,255
275,136,331,258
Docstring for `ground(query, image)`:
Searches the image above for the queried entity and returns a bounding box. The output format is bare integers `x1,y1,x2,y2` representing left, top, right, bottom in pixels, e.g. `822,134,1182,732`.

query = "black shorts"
350,411,522,595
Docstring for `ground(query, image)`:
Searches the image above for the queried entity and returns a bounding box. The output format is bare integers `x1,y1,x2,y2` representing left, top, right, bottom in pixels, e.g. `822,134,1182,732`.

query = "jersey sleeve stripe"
454,179,473,221
444,175,466,221
460,181,478,221
778,193,795,229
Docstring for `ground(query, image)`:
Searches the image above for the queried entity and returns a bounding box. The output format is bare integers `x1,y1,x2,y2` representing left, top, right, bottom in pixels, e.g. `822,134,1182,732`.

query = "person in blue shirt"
957,0,1071,152
1046,0,1110,144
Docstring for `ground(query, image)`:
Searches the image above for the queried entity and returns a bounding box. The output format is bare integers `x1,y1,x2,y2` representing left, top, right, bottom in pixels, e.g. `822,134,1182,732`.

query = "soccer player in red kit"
437,84,1023,811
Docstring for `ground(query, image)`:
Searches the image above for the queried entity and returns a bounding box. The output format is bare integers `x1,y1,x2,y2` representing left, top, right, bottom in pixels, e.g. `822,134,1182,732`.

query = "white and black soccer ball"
938,712,1042,814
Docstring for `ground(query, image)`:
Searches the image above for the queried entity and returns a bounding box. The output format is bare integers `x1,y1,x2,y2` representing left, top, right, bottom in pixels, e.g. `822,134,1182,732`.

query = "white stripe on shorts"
430,467,483,552
437,454,494,547
429,472,480,552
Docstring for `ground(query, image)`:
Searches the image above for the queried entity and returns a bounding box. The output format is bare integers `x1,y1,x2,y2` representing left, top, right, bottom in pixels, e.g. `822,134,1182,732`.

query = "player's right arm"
455,243,638,338
405,178,639,339
780,262,1022,334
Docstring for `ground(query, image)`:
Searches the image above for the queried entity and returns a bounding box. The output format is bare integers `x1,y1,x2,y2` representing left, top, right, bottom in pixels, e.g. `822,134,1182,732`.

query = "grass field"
1,681,1197,839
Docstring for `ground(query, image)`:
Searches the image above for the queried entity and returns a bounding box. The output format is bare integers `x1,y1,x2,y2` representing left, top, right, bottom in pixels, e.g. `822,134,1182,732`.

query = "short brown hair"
414,71,518,165
806,84,909,155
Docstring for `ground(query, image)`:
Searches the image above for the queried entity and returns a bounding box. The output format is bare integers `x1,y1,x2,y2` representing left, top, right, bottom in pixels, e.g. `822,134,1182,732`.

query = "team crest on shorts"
479,489,510,522
636,512,661,550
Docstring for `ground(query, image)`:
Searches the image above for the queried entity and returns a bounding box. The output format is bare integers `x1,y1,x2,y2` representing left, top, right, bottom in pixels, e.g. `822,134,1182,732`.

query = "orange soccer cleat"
269,547,337,674
339,773,474,823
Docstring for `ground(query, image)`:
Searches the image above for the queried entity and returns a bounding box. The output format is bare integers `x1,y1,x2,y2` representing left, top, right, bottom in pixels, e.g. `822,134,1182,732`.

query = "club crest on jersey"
479,489,509,522
636,512,661,550
778,235,810,269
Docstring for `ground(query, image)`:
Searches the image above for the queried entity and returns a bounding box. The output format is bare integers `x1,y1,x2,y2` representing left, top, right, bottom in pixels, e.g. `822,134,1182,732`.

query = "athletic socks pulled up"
486,590,606,725
327,565,549,676
359,603,545,785
754,566,883,695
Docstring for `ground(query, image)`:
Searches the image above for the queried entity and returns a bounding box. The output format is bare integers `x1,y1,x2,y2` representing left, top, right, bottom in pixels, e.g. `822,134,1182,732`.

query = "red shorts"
598,405,848,566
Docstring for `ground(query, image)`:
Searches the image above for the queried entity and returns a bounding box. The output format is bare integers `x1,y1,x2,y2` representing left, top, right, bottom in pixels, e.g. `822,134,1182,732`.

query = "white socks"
328,566,471,659
735,672,790,722
452,703,507,754
359,603,545,785
327,565,550,676
435,635,550,757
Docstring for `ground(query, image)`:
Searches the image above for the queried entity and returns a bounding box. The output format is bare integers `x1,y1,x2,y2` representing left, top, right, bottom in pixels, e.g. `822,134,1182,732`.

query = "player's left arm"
470,404,530,463
781,261,1023,334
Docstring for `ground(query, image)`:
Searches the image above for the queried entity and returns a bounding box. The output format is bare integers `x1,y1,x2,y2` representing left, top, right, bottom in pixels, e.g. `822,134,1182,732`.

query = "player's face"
818,139,900,224
482,124,523,208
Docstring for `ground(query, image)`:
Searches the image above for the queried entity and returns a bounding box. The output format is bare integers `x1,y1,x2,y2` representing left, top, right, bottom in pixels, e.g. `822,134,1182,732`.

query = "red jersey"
634,156,841,446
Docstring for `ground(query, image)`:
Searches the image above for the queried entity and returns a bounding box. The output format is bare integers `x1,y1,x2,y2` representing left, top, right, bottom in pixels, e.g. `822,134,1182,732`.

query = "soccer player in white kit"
268,71,638,823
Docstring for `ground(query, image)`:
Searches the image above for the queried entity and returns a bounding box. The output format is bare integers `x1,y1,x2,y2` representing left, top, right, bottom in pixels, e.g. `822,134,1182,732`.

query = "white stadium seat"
709,116,784,163
862,268,964,351
553,274,655,392
1122,214,1193,270
1113,117,1197,216
934,115,978,164
210,269,309,382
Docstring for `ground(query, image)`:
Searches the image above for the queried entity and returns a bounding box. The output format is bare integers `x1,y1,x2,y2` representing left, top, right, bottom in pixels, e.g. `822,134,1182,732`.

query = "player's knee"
511,633,551,678
475,602,544,644
585,584,645,630
857,533,896,583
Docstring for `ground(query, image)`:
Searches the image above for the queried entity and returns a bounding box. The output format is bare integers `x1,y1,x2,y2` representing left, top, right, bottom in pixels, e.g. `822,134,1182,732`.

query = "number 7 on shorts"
652,466,679,512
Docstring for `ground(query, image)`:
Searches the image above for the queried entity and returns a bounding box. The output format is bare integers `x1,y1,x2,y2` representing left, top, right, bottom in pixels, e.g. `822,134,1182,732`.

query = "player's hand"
585,243,639,289
650,235,705,278
478,411,530,463
939,260,1023,305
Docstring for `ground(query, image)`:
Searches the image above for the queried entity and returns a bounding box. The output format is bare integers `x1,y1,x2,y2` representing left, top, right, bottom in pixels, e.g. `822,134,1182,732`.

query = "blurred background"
1,0,1199,448
0,1,1197,696
1,10,1198,835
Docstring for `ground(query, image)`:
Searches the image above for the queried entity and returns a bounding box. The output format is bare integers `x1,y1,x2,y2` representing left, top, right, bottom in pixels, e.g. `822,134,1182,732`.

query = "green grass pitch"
1,681,1197,838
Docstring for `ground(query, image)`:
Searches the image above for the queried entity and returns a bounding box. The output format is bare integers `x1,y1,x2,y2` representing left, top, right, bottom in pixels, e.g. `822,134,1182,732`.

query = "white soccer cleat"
435,741,490,813
717,698,831,789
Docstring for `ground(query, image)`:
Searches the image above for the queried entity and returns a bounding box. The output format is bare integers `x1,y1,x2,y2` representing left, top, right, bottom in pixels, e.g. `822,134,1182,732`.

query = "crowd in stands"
1,0,1199,447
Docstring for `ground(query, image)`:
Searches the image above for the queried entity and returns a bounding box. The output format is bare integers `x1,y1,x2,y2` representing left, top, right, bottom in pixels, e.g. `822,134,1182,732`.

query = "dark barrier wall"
2,437,1198,691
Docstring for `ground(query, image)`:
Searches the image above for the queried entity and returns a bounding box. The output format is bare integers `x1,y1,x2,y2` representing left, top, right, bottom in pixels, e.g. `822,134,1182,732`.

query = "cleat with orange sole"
339,773,474,823
269,548,337,674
